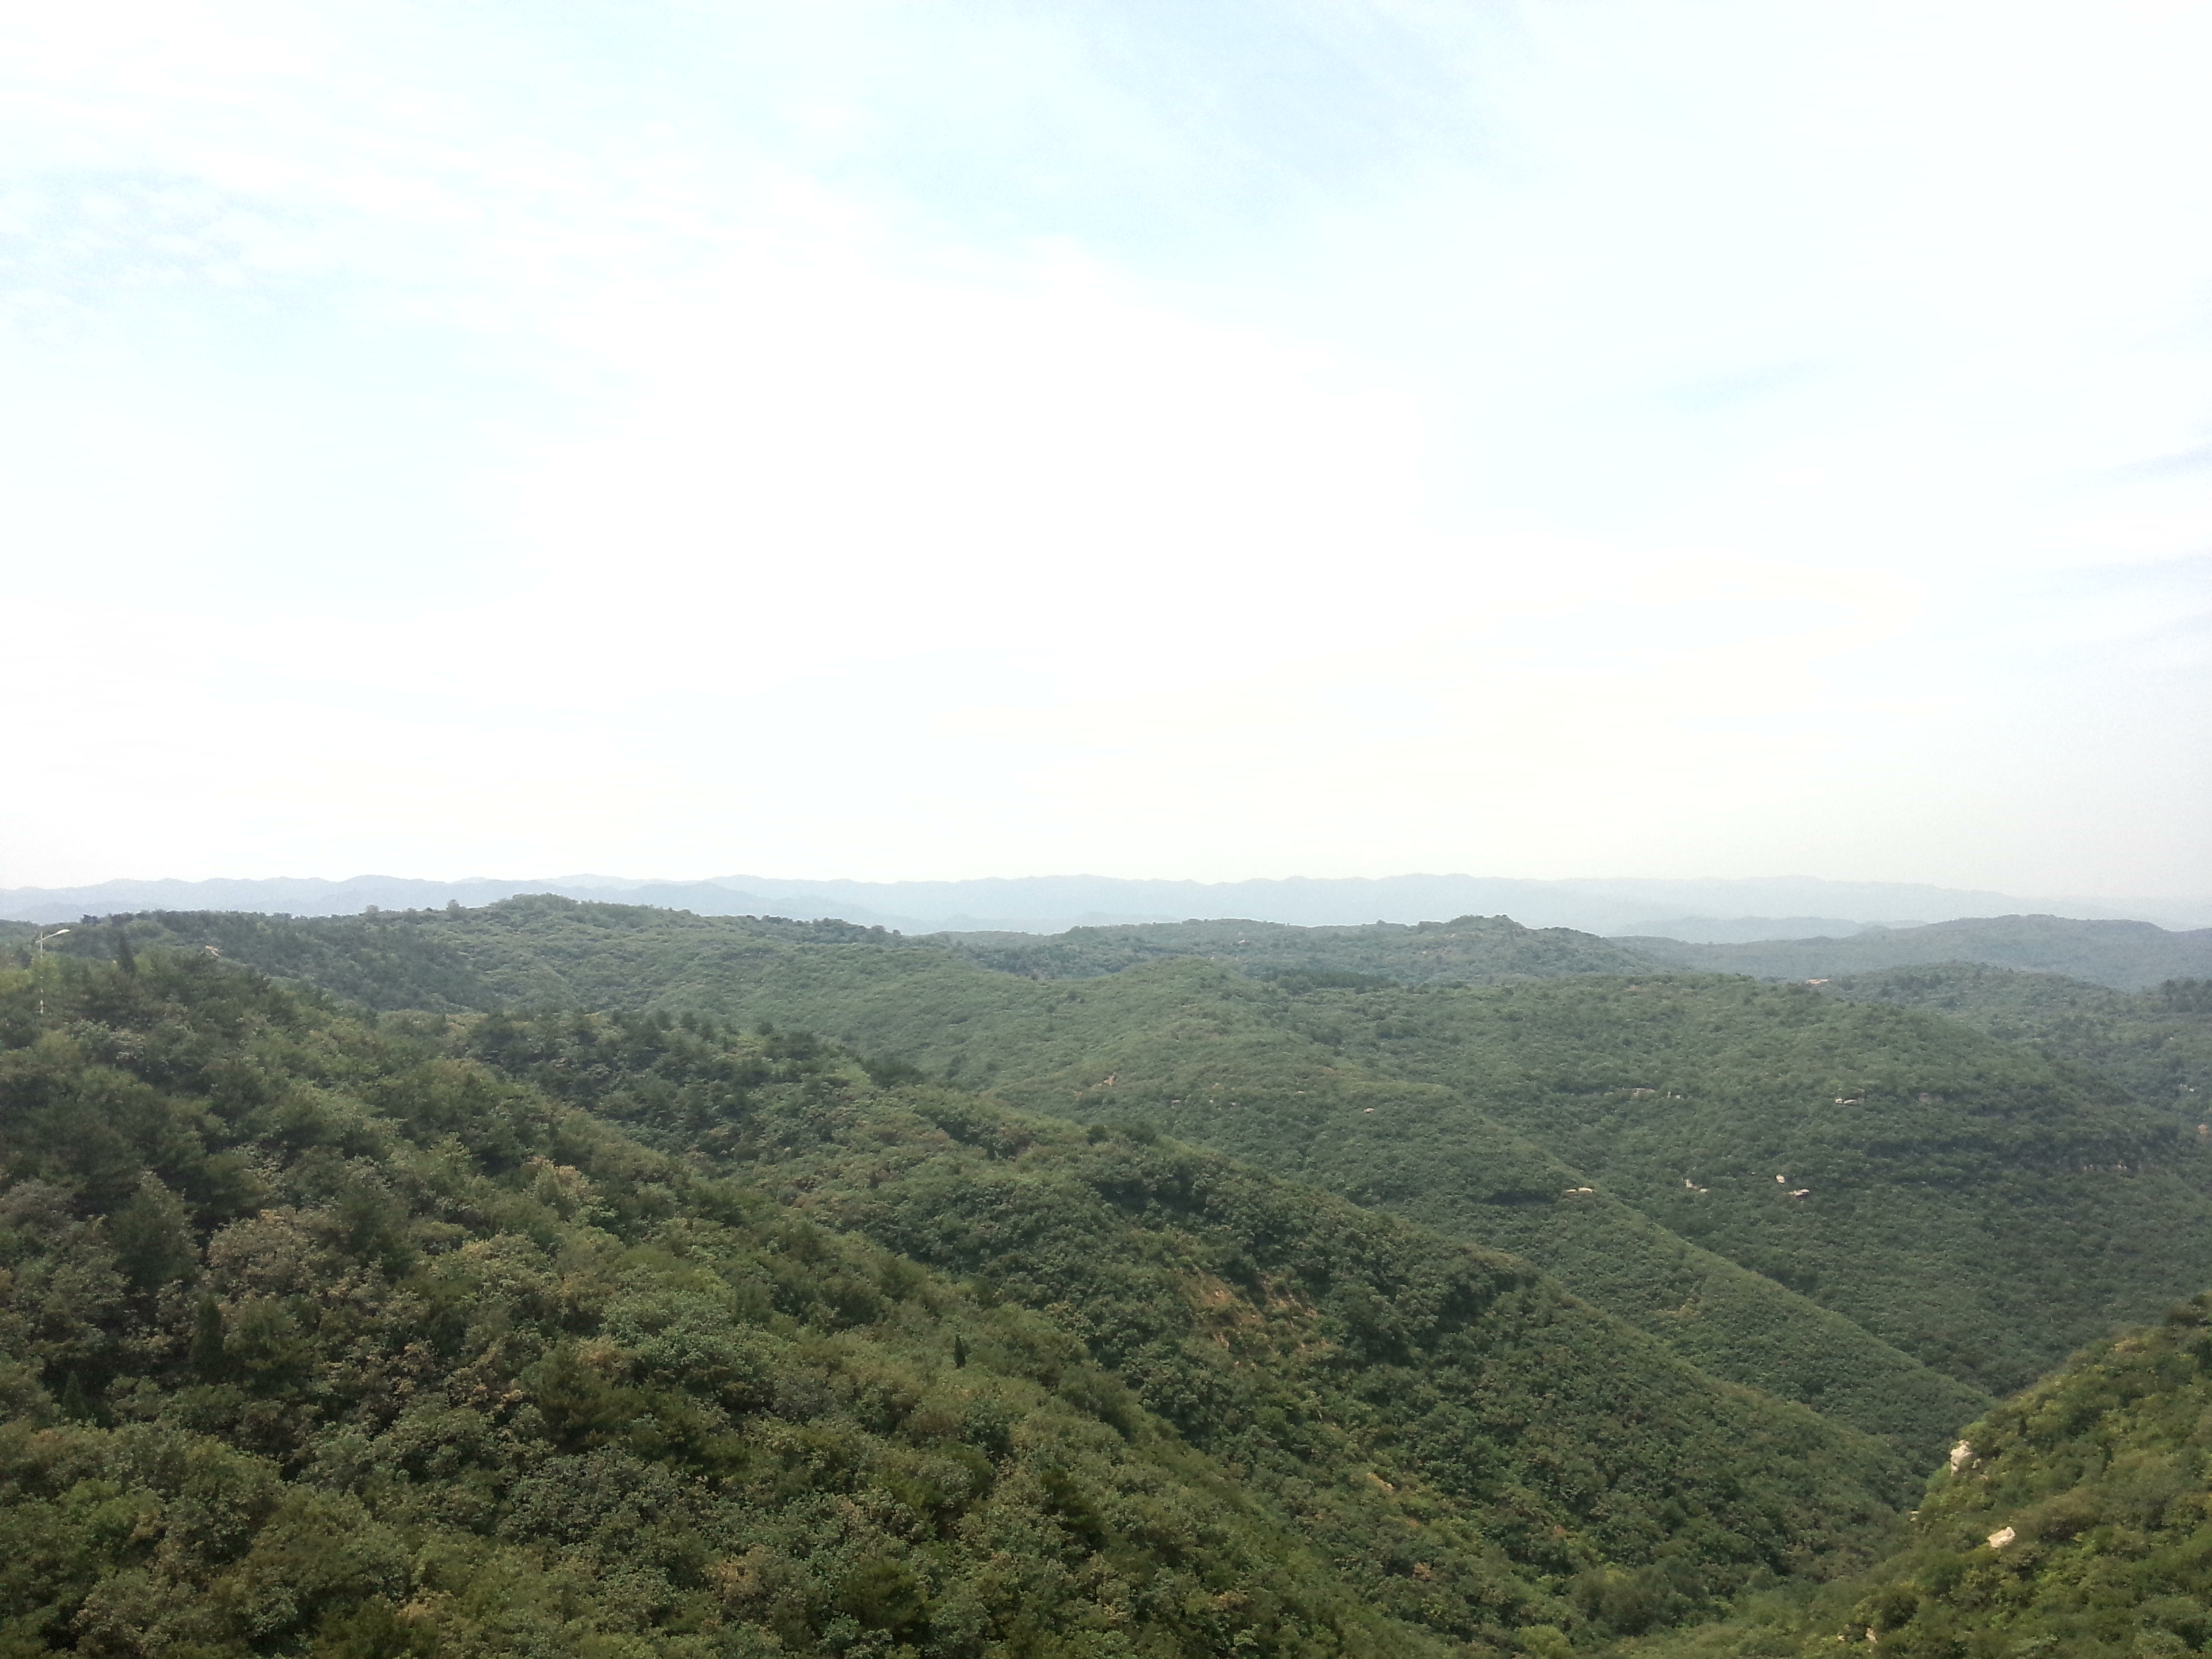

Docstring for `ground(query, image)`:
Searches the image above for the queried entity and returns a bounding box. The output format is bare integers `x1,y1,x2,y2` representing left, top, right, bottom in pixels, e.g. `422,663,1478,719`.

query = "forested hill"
935,916,1652,983
677,945,2212,1408
0,949,1911,1656
1811,964,2212,1112
45,903,2212,1446
17,899,2156,1463
1620,915,2212,991
17,904,2212,1656
1294,975,2212,1397
48,902,2211,998
25,903,930,1015
47,903,1654,1003
31,905,2212,1429
1626,1291,2212,1659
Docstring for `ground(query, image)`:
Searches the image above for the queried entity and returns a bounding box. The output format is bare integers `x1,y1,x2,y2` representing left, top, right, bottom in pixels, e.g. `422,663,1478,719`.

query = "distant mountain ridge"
6,870,2206,932
0,874,786,924
1624,914,2212,991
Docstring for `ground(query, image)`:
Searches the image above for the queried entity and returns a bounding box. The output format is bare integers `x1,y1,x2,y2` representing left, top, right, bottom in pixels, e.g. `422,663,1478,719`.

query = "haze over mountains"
6,0,2205,1647
5,872,2209,935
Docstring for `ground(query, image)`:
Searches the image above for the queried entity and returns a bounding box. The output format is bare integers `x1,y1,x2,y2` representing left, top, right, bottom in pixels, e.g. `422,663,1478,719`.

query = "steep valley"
10,902,2211,1659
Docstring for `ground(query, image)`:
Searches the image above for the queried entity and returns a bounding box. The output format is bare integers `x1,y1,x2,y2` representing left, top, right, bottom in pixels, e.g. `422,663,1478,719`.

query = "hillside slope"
700,952,1992,1457
1812,964,2212,1113
41,907,2019,1456
1,951,1456,1658
1627,1291,2212,1659
709,948,2212,1401
936,916,1652,984
56,904,1653,1003
1620,916,2212,991
462,1007,1919,1634
1840,1292,2212,1659
1325,975,2212,1397
60,906,2212,1429
403,906,2187,1408
0,951,1913,1656
35,903,927,1015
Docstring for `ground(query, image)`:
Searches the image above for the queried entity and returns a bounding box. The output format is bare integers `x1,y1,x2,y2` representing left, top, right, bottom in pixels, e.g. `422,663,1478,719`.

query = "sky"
3,0,2208,897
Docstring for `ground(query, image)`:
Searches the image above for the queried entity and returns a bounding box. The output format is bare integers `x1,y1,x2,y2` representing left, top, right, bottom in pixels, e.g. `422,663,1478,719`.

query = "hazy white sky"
3,0,2208,895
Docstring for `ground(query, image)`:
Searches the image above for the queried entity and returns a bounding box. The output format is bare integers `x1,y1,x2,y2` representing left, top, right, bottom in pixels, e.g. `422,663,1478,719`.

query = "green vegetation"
472,914,2192,1417
63,903,2212,1455
1,949,1916,1656
1624,1292,2212,1659
1814,964,2212,1119
41,905,1647,1011
33,904,924,1016
0,951,1432,1656
461,1007,1916,1637
1849,1292,2212,1658
16,898,2212,1656
1317,974,2212,1399
38,905,2212,1004
1620,916,2212,992
936,917,1651,984
696,951,1993,1456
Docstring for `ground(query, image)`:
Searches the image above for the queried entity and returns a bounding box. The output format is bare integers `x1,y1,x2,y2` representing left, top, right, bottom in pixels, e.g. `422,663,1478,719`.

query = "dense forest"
40,904,2208,1002
1,948,1910,1656
81,903,2207,1429
1625,1290,2212,1659
934,918,1651,985
1813,964,2212,1116
7,900,2212,1656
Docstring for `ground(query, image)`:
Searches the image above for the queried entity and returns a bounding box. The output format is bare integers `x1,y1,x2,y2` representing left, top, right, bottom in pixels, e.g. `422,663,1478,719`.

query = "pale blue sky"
4,1,2208,895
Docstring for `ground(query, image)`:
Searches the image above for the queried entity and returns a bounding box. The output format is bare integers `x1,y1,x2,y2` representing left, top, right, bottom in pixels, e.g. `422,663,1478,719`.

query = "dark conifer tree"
190,1295,228,1378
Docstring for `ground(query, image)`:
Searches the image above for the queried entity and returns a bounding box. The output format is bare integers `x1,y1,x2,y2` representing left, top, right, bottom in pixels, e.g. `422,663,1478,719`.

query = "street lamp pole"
29,926,70,1016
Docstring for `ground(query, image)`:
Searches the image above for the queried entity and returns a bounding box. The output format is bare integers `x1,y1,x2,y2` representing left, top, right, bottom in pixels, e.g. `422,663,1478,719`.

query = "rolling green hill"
683,945,2212,1404
46,904,1650,1008
41,904,2212,1436
1837,1291,2212,1659
0,949,1914,1656
459,1005,1919,1635
27,902,925,1015
1,950,1448,1658
32,904,2211,1001
936,916,1652,984
1813,963,2212,1117
685,950,1993,1455
47,907,1991,1458
1625,1291,2212,1659
18,905,2212,1658
1319,975,2212,1397
1619,916,2212,991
